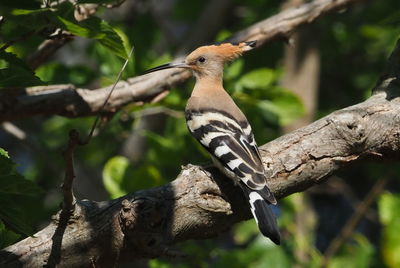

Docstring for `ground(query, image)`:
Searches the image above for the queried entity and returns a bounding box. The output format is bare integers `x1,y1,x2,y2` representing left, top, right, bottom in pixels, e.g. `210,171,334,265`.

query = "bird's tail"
240,185,281,245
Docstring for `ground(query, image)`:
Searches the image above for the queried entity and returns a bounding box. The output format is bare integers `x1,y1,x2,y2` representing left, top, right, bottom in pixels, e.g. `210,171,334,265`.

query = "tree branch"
0,0,361,122
61,130,79,212
1,37,400,265
27,30,74,70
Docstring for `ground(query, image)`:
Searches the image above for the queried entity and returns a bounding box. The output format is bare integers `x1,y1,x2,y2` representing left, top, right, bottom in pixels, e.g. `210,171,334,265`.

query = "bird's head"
143,41,257,79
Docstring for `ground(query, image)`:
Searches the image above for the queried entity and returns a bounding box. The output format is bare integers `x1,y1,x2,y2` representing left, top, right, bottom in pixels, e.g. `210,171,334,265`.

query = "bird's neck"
191,75,224,97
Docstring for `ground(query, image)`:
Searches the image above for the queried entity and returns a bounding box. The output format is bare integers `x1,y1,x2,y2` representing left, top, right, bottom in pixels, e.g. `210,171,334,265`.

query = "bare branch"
0,0,362,122
27,30,74,70
226,0,363,45
61,130,79,212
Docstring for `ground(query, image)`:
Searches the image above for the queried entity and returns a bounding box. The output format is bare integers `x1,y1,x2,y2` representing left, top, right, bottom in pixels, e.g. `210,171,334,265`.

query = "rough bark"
2,39,400,265
0,0,360,122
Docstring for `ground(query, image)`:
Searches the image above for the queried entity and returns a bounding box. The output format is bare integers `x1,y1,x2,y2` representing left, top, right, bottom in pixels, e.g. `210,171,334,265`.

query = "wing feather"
187,110,275,204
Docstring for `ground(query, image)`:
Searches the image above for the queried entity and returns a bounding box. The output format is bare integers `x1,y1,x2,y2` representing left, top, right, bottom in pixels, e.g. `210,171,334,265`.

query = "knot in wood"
138,197,165,229
329,111,366,150
118,198,168,257
119,197,166,236
119,199,136,232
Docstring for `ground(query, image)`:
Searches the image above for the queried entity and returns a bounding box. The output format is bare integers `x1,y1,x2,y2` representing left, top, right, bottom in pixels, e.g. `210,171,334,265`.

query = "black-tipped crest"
245,40,257,48
214,40,257,48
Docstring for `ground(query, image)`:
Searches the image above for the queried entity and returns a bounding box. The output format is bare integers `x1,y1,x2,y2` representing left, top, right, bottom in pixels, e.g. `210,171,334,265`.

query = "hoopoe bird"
144,41,281,244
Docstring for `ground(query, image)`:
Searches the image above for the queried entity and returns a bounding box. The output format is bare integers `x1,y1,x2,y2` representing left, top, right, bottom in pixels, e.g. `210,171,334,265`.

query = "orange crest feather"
188,42,253,62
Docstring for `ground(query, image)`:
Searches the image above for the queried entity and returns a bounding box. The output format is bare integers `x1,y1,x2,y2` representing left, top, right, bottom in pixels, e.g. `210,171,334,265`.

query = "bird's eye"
197,56,206,63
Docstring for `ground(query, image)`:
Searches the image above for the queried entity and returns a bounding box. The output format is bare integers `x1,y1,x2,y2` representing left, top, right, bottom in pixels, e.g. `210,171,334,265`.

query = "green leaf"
36,62,96,86
144,130,176,149
56,16,92,36
256,89,304,126
0,148,42,197
0,148,42,236
236,68,277,91
224,59,244,80
233,220,259,244
360,25,400,58
56,16,128,59
378,192,400,268
0,197,34,236
213,235,290,268
102,156,129,198
378,192,400,225
0,148,9,157
0,174,42,196
0,148,13,175
0,50,45,87
5,6,58,32
103,155,163,198
148,260,165,268
11,8,51,15
0,220,20,249
329,234,375,268
215,29,232,42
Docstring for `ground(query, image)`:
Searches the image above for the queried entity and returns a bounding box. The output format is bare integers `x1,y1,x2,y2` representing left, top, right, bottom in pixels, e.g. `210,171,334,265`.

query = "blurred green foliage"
1,0,400,267
0,50,45,87
0,148,42,247
378,192,400,268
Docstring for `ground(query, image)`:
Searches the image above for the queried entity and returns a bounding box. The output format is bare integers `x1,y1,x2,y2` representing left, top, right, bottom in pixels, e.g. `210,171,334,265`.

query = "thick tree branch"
0,0,361,122
1,37,400,265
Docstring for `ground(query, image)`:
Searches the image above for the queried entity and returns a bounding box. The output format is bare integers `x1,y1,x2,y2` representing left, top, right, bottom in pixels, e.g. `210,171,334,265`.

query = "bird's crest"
142,41,257,75
188,41,257,62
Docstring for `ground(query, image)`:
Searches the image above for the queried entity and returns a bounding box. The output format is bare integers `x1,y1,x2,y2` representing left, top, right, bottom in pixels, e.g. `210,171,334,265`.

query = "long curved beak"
142,62,191,74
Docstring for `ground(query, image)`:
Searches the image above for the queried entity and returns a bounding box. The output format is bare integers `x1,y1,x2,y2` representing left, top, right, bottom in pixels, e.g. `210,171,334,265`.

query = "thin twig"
321,177,389,267
61,129,80,212
83,46,135,144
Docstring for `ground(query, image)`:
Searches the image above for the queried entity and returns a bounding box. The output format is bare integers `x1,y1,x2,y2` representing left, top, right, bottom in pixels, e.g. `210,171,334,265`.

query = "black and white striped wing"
186,110,276,205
